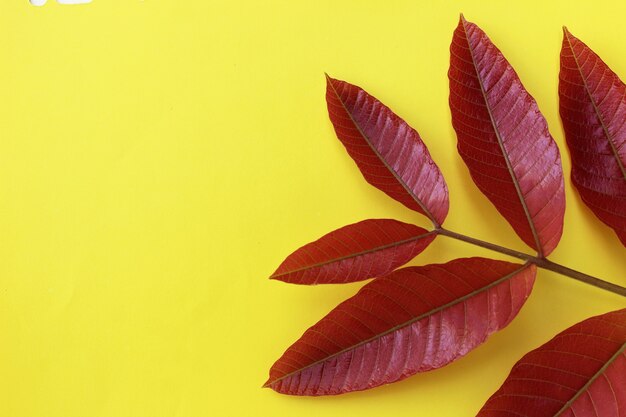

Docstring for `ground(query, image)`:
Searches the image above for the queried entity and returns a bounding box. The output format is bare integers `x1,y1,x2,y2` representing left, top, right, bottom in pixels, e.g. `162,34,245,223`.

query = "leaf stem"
437,228,626,298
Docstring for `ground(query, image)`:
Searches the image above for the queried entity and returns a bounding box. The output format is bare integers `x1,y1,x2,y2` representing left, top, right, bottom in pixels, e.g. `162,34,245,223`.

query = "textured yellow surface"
0,1,625,416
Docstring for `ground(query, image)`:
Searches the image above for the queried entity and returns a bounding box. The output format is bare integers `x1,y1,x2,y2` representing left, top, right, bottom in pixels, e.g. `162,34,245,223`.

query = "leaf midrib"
325,74,439,227
265,262,532,388
564,30,626,182
553,341,626,416
459,18,544,256
271,230,437,279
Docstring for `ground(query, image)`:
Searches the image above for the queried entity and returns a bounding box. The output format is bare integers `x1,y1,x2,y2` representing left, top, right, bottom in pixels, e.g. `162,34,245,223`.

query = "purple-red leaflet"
270,219,436,285
326,75,449,226
265,257,536,395
449,16,566,256
560,29,626,247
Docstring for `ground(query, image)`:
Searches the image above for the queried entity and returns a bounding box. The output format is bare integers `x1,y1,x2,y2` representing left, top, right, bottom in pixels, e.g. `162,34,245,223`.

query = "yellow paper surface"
0,1,625,416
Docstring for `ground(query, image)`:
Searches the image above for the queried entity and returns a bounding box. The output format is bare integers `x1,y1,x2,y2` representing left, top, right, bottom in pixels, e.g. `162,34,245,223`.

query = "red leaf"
559,29,626,247
270,219,436,285
265,257,536,395
477,308,626,416
448,16,565,256
325,75,449,226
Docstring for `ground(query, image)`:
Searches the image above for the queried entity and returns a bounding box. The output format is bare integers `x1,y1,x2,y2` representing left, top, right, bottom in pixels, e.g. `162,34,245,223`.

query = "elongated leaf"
559,29,626,247
270,219,436,285
449,16,565,256
326,75,449,226
477,308,626,416
265,257,536,395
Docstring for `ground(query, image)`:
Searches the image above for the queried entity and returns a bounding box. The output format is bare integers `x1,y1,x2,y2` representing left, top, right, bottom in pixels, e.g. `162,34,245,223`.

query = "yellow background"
1,1,625,416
